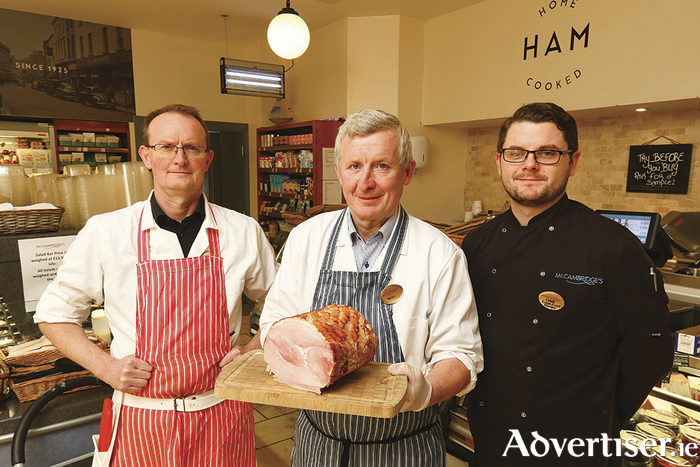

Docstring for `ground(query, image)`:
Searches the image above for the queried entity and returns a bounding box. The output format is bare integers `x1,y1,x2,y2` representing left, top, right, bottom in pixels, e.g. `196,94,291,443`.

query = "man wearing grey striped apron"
259,109,483,467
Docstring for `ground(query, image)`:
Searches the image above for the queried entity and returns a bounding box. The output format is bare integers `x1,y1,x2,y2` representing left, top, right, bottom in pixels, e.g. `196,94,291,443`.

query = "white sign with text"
18,235,76,312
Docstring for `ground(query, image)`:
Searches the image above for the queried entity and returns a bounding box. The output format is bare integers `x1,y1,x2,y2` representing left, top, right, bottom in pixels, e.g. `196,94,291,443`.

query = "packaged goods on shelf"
105,135,120,147
676,326,700,355
17,152,33,168
1,151,18,164
58,153,72,165
258,156,274,168
275,151,302,169
82,132,96,147
68,133,84,145
289,133,313,145
300,150,313,168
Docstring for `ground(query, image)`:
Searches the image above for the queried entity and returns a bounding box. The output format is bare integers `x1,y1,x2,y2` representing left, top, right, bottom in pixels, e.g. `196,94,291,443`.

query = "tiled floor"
239,311,469,467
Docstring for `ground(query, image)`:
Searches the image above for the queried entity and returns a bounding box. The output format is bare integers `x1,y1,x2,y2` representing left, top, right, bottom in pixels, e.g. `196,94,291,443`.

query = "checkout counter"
659,211,700,307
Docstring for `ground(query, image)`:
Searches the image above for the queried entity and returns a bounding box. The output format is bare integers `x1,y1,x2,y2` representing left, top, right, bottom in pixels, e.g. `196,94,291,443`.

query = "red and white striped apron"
111,209,255,467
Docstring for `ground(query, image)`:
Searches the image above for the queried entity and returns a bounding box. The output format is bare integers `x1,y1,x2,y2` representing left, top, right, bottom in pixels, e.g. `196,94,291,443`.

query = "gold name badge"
538,291,565,310
380,284,404,305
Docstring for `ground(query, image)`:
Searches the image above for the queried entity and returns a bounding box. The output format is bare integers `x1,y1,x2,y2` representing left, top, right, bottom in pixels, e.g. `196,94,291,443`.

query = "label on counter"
18,235,77,313
677,334,698,354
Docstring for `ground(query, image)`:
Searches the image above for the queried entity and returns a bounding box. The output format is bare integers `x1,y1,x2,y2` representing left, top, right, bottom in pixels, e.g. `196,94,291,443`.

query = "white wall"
423,0,700,124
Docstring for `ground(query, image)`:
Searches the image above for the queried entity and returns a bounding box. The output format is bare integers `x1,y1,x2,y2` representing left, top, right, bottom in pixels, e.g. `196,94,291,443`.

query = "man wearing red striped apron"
36,104,278,466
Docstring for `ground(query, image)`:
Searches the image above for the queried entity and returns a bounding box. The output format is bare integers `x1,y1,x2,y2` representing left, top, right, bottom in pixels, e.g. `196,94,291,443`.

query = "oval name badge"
381,284,404,305
538,291,565,310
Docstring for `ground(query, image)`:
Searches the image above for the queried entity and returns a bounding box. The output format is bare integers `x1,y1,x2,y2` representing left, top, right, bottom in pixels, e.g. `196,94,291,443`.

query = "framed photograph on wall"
0,8,135,121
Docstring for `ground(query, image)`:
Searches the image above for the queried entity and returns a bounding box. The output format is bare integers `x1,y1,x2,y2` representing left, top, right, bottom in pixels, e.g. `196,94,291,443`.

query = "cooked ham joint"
264,304,378,394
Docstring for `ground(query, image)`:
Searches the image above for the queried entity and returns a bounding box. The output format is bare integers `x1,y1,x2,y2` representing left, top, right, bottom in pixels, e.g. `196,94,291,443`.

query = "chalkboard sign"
626,144,693,194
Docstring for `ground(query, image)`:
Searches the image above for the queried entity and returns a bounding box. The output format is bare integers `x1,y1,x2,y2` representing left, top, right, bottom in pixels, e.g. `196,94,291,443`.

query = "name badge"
539,291,565,310
380,284,403,305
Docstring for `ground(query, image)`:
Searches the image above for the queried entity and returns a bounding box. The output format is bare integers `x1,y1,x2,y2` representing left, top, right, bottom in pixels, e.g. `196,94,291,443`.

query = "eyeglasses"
146,144,208,159
500,148,573,165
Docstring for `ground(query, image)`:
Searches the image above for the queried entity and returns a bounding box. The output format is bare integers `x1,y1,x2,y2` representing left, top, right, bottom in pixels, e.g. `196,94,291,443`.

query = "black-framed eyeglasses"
146,144,208,159
500,148,573,165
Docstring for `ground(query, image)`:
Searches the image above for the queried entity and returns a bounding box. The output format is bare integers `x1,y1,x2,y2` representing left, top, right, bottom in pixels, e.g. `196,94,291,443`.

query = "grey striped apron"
291,207,445,467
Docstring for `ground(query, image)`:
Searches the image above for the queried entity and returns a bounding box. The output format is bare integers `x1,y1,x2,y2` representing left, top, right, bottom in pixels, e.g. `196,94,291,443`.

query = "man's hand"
387,362,433,412
219,346,244,368
219,332,263,368
104,354,152,393
38,322,153,393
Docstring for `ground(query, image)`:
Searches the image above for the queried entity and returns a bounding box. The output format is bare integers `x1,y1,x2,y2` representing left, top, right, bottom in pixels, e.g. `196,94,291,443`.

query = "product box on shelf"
105,135,120,148
68,133,84,146
82,132,96,147
675,325,700,355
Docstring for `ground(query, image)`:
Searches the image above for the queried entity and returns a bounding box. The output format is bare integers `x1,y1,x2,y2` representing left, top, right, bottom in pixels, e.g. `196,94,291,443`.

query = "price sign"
18,235,76,312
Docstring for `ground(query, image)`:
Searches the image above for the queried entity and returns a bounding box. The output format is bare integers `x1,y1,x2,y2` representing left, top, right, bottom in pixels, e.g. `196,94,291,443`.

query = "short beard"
503,167,570,208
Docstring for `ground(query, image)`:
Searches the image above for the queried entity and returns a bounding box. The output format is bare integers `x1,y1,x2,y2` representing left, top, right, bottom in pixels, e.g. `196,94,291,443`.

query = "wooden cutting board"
215,350,408,418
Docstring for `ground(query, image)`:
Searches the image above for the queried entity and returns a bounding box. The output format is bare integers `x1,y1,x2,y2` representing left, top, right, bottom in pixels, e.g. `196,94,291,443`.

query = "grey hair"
334,109,412,169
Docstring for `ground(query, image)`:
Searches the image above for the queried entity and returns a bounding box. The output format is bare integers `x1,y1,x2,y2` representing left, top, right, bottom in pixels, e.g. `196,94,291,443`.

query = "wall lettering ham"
263,304,378,394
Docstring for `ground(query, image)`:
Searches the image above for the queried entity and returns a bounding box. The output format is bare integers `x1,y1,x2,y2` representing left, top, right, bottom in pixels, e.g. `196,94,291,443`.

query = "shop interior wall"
130,29,278,219
281,15,469,223
422,0,700,125
129,0,700,224
464,107,700,217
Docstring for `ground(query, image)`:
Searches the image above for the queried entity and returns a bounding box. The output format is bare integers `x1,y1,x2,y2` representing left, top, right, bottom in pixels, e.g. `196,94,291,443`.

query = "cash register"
598,209,697,330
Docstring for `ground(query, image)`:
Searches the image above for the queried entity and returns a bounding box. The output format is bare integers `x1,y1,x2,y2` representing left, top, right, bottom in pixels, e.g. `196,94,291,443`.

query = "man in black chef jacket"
461,102,674,466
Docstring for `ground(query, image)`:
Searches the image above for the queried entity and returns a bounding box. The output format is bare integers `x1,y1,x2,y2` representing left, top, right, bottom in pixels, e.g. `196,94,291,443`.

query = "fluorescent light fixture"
635,108,647,112
220,58,285,98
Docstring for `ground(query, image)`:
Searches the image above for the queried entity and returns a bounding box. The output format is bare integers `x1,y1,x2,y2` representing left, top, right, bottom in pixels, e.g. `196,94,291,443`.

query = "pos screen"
597,210,661,250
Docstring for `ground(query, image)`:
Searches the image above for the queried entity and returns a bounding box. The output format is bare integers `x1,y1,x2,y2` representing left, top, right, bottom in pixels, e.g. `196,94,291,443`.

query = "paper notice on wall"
323,180,342,205
18,235,77,313
323,147,338,181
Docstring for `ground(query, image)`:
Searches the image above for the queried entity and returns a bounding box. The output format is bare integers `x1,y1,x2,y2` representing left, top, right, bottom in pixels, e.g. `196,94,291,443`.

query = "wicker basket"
1,334,109,402
0,206,65,235
10,369,98,402
0,358,9,401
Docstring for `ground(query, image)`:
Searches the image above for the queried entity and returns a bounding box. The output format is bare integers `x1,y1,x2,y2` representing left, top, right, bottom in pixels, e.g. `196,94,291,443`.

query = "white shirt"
34,193,278,360
259,208,484,392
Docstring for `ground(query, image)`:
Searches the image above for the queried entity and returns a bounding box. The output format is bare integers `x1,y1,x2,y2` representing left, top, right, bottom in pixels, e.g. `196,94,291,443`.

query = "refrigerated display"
0,121,55,176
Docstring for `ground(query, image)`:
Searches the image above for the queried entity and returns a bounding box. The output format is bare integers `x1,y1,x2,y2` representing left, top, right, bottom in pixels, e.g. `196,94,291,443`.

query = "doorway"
205,121,249,215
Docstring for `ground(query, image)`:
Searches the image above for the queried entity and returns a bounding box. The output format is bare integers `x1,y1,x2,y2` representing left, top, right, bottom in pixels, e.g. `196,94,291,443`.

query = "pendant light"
267,0,310,60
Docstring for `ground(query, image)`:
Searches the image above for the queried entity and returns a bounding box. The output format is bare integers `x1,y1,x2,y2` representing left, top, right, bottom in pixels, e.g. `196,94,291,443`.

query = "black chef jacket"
461,195,673,467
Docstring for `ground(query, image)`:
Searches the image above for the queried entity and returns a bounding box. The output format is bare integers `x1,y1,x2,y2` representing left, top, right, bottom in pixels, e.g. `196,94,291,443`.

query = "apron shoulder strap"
137,208,150,262
319,209,347,270
378,206,408,276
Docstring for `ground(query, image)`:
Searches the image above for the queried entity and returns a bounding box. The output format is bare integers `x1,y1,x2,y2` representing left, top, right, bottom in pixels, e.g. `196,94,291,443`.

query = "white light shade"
267,13,310,60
